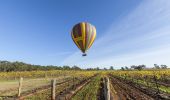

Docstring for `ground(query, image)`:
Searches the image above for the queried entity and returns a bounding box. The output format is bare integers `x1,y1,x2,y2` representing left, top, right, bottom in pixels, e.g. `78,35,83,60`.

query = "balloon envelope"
71,22,96,55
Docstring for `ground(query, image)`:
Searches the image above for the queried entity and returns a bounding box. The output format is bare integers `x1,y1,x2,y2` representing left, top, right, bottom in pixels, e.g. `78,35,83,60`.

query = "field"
0,70,170,100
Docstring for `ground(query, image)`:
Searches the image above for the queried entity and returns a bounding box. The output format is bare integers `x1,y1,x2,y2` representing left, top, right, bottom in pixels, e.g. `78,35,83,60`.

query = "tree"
131,65,136,69
96,67,100,70
103,67,107,70
154,64,160,69
131,65,146,70
63,65,71,70
110,66,114,70
125,66,129,70
160,65,168,69
121,67,125,71
72,65,81,70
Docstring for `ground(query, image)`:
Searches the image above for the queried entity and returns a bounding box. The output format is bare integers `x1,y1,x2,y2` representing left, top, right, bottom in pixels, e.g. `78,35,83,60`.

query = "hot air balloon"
71,22,96,56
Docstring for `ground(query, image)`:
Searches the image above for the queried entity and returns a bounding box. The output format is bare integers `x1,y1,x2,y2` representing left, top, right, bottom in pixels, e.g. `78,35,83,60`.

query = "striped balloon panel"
71,22,96,53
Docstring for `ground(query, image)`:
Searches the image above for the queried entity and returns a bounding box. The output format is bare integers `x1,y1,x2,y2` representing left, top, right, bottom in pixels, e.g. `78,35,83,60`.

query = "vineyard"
0,69,170,100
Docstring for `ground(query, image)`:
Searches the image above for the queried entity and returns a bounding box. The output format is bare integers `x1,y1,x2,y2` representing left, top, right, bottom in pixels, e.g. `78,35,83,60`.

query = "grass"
71,75,101,100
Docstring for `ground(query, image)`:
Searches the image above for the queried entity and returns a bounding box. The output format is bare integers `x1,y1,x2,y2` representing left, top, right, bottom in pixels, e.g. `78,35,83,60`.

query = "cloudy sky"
0,0,170,69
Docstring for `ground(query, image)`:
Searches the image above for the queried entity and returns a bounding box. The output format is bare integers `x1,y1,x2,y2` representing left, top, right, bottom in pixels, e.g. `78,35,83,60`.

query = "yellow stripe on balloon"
88,26,96,49
81,22,86,51
86,24,92,49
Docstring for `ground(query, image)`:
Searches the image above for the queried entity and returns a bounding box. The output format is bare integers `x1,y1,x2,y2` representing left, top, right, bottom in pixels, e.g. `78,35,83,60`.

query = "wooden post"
103,78,106,99
104,77,110,100
18,77,23,97
107,77,110,100
51,79,56,100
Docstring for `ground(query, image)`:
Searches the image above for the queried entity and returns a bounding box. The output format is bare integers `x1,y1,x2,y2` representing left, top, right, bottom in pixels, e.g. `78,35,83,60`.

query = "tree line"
0,61,81,72
120,64,168,71
0,61,168,72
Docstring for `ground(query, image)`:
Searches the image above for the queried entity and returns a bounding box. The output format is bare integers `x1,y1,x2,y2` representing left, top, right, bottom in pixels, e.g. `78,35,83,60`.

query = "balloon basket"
82,53,87,56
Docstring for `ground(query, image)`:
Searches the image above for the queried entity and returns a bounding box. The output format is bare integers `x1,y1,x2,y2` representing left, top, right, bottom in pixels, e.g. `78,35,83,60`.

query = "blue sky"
0,0,170,69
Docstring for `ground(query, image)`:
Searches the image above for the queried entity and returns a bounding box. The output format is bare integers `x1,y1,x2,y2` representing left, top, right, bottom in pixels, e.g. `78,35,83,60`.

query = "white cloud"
62,0,170,69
